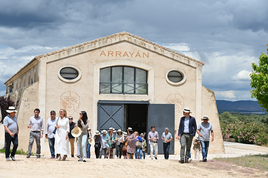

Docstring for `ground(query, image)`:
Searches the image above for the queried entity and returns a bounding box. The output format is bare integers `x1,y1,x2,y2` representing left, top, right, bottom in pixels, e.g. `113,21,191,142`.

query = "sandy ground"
1,142,268,178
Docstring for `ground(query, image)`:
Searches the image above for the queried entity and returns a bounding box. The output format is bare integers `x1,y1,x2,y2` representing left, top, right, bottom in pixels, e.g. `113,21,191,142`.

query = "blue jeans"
163,142,170,159
48,138,55,158
142,150,146,159
200,140,210,159
135,147,142,159
87,143,91,158
5,133,18,158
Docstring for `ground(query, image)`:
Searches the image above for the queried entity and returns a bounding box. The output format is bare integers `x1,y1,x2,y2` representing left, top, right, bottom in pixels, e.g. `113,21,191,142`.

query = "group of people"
3,106,214,163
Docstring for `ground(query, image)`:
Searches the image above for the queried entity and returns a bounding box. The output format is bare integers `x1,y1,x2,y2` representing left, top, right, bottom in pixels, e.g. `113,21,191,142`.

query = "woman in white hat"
106,127,115,159
94,130,102,158
115,129,124,159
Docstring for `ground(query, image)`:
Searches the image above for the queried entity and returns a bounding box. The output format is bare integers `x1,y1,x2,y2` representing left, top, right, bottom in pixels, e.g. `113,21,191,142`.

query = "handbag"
111,142,116,149
136,141,142,148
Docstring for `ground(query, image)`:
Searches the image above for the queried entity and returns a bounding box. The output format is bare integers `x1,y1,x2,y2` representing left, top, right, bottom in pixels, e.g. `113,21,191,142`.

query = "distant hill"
216,100,266,114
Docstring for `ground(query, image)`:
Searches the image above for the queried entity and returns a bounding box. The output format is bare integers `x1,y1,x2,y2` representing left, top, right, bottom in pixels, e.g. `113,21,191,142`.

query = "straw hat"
109,127,114,131
127,127,133,132
71,127,82,137
101,130,107,134
95,131,100,135
183,108,191,113
6,106,17,113
117,129,122,133
202,115,209,121
123,131,127,135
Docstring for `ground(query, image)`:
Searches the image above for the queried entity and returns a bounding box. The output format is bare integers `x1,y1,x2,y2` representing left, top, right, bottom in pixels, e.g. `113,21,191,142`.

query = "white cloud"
163,43,190,52
0,90,6,96
233,70,251,81
215,90,236,99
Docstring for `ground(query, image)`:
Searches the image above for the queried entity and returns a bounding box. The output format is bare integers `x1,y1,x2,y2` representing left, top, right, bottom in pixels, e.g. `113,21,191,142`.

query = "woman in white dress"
55,109,70,161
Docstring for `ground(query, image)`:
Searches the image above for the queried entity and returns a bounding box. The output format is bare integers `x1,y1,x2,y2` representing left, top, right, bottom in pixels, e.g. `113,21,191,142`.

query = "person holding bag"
135,131,142,159
77,111,90,162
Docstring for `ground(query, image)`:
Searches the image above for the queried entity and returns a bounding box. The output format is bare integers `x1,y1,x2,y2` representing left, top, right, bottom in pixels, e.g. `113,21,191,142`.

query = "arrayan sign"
100,51,150,58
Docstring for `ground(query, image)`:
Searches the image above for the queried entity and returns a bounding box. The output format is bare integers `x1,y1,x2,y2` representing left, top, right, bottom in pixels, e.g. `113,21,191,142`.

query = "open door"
97,103,124,130
147,104,175,154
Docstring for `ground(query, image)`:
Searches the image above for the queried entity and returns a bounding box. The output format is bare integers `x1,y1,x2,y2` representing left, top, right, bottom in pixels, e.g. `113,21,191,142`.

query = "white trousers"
150,142,158,158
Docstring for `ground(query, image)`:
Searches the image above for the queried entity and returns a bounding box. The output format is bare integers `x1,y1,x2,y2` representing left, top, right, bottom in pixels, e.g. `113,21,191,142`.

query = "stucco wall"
201,86,225,154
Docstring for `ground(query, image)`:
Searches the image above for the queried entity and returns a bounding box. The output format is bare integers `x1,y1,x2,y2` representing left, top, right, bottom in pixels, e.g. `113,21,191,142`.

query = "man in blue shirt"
176,108,197,163
3,106,19,161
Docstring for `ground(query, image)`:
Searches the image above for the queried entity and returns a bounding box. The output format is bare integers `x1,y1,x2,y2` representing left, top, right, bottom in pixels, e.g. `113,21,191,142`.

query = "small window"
166,69,186,86
168,71,183,83
60,67,79,80
58,65,82,83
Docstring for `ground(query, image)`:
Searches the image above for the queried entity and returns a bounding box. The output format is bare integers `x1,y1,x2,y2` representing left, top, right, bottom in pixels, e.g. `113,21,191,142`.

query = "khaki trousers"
69,138,75,156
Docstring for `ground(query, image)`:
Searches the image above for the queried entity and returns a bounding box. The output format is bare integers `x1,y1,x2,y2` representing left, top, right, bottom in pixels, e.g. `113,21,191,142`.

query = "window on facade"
100,66,147,94
167,70,183,83
60,67,79,80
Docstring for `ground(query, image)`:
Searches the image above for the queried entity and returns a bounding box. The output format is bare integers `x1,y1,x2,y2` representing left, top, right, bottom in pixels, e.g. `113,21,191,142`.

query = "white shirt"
184,117,190,133
45,117,57,138
28,115,44,132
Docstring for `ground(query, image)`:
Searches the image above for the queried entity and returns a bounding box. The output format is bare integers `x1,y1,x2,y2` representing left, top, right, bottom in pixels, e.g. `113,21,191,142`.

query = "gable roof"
5,31,205,84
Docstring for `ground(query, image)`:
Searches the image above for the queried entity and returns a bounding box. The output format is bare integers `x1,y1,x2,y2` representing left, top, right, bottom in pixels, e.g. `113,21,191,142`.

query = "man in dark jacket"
176,108,197,163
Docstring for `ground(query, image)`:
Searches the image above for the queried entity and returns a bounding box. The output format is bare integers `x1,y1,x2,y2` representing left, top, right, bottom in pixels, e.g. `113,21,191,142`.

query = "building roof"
5,31,205,84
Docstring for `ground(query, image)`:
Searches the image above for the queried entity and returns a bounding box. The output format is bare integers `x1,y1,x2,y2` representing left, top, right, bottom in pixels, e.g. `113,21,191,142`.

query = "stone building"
3,32,224,155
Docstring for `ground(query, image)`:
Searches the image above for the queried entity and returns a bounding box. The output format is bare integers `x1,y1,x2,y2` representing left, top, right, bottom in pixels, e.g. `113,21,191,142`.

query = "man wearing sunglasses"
45,110,57,158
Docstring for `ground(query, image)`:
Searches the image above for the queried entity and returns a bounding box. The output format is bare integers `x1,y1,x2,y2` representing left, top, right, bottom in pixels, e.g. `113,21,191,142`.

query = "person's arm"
155,132,159,141
4,125,14,137
40,118,44,138
45,119,49,139
16,124,19,135
197,124,202,137
167,134,173,143
27,118,32,128
66,120,70,140
193,118,197,135
211,130,214,142
88,129,91,139
176,118,182,139
161,133,165,141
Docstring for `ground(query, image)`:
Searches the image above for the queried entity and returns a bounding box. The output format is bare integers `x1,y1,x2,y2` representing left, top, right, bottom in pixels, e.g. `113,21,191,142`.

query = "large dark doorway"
126,104,148,135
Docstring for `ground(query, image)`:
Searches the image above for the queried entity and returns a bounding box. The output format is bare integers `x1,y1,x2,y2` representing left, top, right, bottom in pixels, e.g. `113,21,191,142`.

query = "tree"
250,45,268,112
0,95,17,123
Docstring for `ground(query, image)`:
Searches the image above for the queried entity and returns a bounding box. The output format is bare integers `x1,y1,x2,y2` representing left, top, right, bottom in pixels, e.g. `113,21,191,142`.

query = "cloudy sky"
0,0,267,101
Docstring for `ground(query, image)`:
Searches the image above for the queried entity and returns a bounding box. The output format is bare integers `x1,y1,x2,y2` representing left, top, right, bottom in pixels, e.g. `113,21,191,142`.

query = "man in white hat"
196,115,214,162
26,108,44,158
3,106,19,161
176,108,197,163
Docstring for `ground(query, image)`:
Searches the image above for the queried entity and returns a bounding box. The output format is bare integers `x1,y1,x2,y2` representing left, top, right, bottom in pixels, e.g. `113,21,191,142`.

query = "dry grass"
215,154,268,172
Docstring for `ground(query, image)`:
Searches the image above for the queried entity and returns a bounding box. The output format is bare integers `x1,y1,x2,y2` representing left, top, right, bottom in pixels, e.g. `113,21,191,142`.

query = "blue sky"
0,0,267,101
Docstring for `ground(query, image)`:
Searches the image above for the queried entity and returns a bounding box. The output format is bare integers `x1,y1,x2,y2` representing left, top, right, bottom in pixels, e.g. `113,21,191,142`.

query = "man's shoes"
185,160,190,163
71,155,74,158
26,155,30,158
155,157,157,160
6,157,10,161
203,158,207,162
189,158,192,162
37,155,41,158
83,158,86,162
50,157,55,159
179,160,185,164
78,158,83,161
11,156,16,161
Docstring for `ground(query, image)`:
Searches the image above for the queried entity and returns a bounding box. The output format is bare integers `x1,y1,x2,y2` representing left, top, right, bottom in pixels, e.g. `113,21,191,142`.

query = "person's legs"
150,143,154,158
105,147,110,159
116,144,119,158
78,135,83,159
163,143,167,159
135,147,138,159
77,139,80,157
86,143,90,158
48,138,55,158
204,141,210,159
166,142,170,159
5,133,11,158
35,132,41,157
119,143,123,158
185,135,193,161
154,143,158,159
200,140,206,159
27,132,35,157
142,150,146,159
69,138,75,157
81,134,87,159
180,134,186,161
139,147,142,159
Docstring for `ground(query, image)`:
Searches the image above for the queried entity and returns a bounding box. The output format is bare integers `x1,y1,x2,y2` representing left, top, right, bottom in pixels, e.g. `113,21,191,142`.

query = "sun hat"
6,106,17,113
71,127,82,137
165,127,169,131
101,130,107,134
117,129,122,133
109,127,114,131
95,131,100,135
123,131,127,135
202,115,209,121
140,133,144,136
127,127,133,132
183,108,191,113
